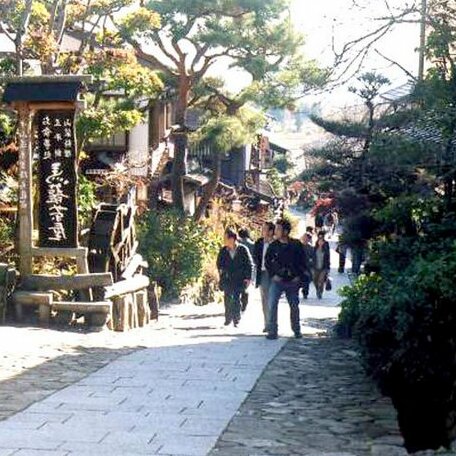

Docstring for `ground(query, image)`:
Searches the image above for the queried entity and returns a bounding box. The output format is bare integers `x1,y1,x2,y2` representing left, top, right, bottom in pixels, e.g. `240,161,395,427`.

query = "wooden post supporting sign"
15,102,33,276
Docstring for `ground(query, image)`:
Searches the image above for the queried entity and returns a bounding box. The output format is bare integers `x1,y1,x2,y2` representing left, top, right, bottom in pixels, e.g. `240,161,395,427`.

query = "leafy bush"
274,155,293,174
337,226,456,452
266,168,284,196
0,216,14,247
77,175,98,229
138,209,219,299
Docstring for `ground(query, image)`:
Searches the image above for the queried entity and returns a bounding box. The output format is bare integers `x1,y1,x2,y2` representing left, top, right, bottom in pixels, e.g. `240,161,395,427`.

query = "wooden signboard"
36,110,78,248
2,75,92,276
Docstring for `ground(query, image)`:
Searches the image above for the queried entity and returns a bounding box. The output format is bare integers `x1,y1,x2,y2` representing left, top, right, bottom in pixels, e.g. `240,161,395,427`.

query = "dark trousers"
301,274,311,298
268,280,301,336
338,252,346,273
352,248,364,274
224,289,242,325
241,290,249,311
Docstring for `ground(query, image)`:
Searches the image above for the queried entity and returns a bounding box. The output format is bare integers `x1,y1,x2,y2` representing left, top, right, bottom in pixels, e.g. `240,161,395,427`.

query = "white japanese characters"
38,112,76,245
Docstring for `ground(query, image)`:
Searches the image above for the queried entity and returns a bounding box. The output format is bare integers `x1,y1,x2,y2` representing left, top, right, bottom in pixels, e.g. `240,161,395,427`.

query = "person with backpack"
217,228,253,327
265,219,307,340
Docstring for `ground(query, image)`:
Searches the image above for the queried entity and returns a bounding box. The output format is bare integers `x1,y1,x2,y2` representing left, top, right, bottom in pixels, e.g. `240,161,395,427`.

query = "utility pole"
418,0,427,81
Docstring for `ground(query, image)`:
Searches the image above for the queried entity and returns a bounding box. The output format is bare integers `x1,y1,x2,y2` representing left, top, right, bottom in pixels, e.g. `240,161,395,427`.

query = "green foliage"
86,49,163,99
337,212,456,452
0,58,16,78
138,210,220,299
348,72,391,104
0,216,14,247
140,0,327,109
192,107,265,153
0,1,163,148
77,100,144,142
77,175,98,228
0,173,17,205
273,155,293,174
337,274,384,338
310,115,367,139
266,167,284,197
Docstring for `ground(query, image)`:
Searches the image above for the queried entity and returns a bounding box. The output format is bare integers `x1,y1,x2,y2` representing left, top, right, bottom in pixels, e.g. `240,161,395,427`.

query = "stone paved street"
0,240,454,455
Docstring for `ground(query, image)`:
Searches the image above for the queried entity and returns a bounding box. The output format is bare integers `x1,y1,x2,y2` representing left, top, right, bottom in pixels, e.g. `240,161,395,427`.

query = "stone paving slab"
0,308,291,455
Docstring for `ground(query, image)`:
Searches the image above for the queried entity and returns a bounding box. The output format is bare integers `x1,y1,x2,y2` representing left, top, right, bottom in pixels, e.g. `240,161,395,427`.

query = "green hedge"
337,224,456,452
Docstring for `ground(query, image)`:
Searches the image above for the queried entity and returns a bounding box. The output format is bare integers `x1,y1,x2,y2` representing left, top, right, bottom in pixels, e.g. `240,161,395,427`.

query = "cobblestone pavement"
208,237,456,456
210,336,456,456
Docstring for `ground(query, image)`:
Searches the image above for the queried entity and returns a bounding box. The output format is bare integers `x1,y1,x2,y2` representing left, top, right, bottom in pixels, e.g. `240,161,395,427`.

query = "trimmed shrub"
138,210,219,299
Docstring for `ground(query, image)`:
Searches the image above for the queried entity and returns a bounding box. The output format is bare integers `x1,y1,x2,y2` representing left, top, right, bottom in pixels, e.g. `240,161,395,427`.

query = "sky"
290,0,420,108
219,0,420,110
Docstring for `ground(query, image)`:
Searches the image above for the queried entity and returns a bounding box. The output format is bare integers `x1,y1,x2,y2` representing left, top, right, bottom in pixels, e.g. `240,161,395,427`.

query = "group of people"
216,220,331,340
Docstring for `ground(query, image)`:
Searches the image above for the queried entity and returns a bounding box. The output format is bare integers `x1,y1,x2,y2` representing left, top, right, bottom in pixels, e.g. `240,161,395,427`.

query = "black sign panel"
37,110,78,248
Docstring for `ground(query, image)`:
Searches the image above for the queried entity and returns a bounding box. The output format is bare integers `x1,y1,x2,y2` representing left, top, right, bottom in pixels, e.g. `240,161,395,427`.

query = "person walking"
336,239,347,273
300,232,314,300
238,228,255,312
351,244,365,275
314,213,324,230
313,231,331,299
217,228,253,327
265,219,307,340
253,221,275,333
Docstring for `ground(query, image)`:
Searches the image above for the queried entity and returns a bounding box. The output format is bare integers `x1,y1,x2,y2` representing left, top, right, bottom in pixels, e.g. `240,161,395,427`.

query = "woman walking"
217,228,253,327
253,221,275,332
313,231,331,299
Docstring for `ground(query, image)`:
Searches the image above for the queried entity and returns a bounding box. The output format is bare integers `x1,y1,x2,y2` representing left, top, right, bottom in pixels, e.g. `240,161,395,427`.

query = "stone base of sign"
13,273,151,332
12,291,53,326
53,301,112,330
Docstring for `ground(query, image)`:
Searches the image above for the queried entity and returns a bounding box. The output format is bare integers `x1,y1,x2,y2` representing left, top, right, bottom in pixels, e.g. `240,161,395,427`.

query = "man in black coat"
265,219,307,339
253,221,275,332
217,228,253,327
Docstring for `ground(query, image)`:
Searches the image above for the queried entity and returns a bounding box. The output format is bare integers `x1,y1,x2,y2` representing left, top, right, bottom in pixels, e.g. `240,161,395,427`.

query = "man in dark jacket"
217,228,253,327
265,219,307,339
253,221,275,332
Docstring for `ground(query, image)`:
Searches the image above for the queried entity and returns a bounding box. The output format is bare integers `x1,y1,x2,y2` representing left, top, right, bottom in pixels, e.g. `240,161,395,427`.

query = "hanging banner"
37,110,78,248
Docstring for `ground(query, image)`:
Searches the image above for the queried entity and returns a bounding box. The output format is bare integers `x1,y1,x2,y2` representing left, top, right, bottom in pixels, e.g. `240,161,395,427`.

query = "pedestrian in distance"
313,231,331,299
265,219,307,340
336,240,347,273
300,232,314,300
314,213,324,230
238,228,255,312
253,221,275,333
323,211,335,238
217,228,253,327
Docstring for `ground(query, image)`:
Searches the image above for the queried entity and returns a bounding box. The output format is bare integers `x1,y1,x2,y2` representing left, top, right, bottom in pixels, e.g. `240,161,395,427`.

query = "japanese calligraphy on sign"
37,110,78,248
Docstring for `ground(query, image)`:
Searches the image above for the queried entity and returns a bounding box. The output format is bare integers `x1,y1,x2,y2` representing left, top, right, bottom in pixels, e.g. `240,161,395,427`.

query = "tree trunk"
193,150,221,222
15,0,33,75
171,75,191,214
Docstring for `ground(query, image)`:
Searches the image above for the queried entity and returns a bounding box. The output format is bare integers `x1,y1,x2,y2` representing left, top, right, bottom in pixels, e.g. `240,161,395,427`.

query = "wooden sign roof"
2,75,92,104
